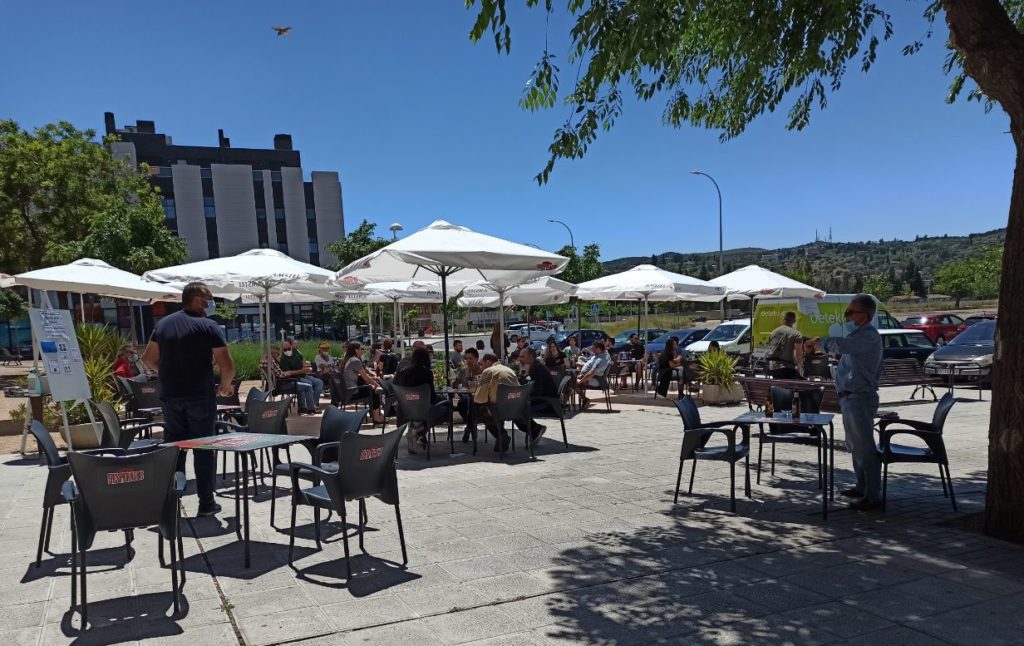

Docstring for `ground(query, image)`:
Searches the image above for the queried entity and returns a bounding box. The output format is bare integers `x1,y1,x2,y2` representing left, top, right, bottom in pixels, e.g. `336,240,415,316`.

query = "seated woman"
113,345,137,379
314,342,336,376
655,337,684,398
341,342,385,424
542,338,569,371
394,347,450,453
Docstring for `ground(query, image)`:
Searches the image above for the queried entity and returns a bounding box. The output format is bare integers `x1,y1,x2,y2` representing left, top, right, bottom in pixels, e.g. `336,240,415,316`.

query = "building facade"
104,112,345,266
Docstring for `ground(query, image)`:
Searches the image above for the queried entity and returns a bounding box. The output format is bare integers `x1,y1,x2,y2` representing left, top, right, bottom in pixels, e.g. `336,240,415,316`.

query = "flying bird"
272,26,292,36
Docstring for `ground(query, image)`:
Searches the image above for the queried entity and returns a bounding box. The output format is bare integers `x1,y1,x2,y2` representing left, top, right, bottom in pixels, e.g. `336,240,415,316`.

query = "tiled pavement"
2,385,1022,645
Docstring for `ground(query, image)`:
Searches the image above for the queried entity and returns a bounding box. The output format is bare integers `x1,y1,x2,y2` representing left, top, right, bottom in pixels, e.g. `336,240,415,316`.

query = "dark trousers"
162,396,217,505
352,384,382,409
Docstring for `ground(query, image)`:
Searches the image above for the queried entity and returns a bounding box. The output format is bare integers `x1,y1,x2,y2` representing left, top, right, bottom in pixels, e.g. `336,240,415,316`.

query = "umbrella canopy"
575,264,723,301
336,281,444,304
458,276,577,308
689,264,824,302
145,248,334,297
9,258,181,302
332,220,569,289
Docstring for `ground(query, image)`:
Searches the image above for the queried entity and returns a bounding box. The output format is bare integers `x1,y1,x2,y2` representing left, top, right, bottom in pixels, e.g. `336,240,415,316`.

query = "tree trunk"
945,0,1024,541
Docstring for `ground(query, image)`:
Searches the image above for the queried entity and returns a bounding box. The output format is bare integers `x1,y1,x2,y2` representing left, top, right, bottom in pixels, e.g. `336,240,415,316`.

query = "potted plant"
699,349,742,404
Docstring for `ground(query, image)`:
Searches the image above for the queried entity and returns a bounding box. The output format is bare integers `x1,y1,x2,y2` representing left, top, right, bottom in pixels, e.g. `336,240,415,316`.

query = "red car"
901,314,965,346
955,313,997,335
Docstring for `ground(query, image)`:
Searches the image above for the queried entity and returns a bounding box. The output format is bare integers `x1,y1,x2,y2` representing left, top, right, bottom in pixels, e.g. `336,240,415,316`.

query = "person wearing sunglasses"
807,294,883,512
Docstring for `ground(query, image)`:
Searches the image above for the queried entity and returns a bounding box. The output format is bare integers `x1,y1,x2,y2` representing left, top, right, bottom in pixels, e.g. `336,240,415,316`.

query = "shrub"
698,349,738,387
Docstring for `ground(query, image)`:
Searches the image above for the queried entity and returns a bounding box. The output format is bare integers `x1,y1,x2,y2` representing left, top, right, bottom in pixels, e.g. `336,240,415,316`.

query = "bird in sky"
272,26,292,36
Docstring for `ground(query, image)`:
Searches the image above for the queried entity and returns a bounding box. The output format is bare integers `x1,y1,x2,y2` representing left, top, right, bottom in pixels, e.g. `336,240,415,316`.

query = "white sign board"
29,308,91,402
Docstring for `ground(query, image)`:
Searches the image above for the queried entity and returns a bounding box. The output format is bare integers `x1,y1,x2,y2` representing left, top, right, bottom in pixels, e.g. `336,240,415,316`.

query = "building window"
308,241,319,254
200,167,212,180
162,198,176,220
271,171,282,182
256,208,266,220
204,196,216,219
305,208,316,220
274,208,285,220
157,166,172,178
252,170,263,182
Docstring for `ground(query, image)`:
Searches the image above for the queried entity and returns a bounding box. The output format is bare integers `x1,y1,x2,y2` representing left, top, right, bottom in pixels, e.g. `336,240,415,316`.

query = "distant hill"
604,228,1006,293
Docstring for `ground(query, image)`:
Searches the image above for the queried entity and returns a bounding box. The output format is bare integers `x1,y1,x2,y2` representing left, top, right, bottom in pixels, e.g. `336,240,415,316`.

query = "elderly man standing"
278,338,324,414
811,294,883,512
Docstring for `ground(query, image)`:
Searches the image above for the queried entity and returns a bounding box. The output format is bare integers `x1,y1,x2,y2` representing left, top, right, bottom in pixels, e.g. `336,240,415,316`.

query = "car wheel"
936,336,947,346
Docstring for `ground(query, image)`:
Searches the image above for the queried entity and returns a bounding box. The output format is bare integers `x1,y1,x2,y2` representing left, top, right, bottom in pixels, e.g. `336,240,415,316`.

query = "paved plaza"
1,385,1021,645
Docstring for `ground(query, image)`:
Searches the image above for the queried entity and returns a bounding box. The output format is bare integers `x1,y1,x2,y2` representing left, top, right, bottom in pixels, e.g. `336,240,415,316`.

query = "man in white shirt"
574,340,611,408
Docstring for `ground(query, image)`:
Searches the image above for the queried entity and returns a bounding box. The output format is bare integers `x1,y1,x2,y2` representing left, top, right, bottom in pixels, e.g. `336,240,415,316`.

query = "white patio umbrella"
576,264,724,344
145,249,335,386
333,220,569,369
335,281,444,354
10,258,182,302
459,277,577,343
689,264,824,302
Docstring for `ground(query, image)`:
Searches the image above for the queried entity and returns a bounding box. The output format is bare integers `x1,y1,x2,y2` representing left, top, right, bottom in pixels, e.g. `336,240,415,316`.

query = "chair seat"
274,461,338,477
694,444,750,461
128,438,162,452
881,443,935,461
300,485,332,507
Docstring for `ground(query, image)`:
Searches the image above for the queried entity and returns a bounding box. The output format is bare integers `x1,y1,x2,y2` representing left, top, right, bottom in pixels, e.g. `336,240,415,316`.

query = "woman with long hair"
394,347,450,453
655,337,684,398
543,338,569,370
341,342,384,423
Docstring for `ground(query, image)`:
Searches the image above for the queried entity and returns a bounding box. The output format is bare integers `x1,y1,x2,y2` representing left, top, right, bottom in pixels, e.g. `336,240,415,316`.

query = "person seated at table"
474,352,519,452
508,336,529,364
564,335,582,364
454,347,483,442
656,337,684,397
394,347,450,453
574,340,611,408
450,339,465,369
542,338,569,370
113,344,137,379
260,347,319,414
396,340,426,373
342,342,385,424
376,337,400,376
278,339,324,413
517,348,552,442
314,342,336,376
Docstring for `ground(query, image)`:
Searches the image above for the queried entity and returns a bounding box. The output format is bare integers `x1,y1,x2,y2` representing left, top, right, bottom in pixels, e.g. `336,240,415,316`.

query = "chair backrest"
93,401,126,449
325,426,404,506
246,398,291,434
216,377,243,406
320,406,369,444
556,375,572,398
932,392,957,431
770,386,793,412
379,352,399,376
391,384,432,422
329,373,352,405
115,375,134,399
28,420,62,466
674,396,703,430
67,446,179,535
127,378,162,410
244,387,267,411
799,388,824,414
494,383,532,424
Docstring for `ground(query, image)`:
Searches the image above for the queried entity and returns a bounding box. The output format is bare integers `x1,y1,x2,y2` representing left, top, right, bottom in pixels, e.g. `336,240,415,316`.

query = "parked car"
901,313,965,345
878,329,937,366
646,328,710,356
611,328,668,353
506,323,551,343
955,313,996,335
684,318,752,360
542,328,610,350
924,319,995,383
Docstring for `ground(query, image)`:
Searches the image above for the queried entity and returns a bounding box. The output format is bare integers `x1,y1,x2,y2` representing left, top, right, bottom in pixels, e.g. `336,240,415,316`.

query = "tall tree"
0,120,186,274
556,243,603,284
324,220,392,333
467,0,1024,541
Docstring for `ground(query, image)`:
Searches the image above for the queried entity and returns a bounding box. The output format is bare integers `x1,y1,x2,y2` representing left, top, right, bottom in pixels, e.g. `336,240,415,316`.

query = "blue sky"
1,1,1012,261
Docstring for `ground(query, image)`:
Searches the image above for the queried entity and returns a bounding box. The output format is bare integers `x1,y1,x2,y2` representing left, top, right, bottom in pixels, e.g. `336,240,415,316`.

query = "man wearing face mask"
142,282,234,517
278,339,324,414
809,294,883,512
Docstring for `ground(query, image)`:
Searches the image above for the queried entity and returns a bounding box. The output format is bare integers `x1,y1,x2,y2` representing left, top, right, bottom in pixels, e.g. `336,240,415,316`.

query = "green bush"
226,339,344,380
698,349,738,387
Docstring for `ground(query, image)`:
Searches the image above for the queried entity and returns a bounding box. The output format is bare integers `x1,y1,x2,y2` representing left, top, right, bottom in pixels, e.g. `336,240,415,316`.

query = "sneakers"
197,502,222,517
531,424,547,444
848,498,883,512
840,487,864,498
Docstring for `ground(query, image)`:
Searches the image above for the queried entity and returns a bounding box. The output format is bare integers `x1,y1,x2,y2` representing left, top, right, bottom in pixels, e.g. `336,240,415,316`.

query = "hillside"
604,228,1006,293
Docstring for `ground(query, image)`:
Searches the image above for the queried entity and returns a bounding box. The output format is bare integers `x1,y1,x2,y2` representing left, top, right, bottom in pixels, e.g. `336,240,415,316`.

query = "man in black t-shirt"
142,282,235,517
516,347,550,443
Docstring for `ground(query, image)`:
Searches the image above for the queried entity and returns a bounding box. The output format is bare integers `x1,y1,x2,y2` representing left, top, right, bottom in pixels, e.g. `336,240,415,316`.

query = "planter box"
702,383,743,405
66,422,103,450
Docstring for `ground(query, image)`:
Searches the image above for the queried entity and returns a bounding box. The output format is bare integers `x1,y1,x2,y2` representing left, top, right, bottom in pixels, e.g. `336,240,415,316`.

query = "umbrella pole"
80,294,86,323
264,288,274,391
139,305,146,342
498,289,507,362
636,299,641,339
440,271,451,383
368,304,373,345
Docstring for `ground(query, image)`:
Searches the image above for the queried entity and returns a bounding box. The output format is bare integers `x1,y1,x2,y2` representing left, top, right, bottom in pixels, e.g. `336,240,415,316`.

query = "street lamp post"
546,219,575,250
547,218,580,343
389,222,404,240
691,171,725,319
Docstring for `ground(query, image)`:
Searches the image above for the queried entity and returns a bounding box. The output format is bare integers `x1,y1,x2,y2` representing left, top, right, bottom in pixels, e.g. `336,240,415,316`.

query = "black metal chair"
579,372,613,411
263,368,299,410
63,447,185,626
126,379,163,419
673,396,751,513
215,398,292,492
757,387,826,486
288,427,408,578
215,377,244,408
391,384,444,459
494,383,537,459
269,406,368,528
877,393,958,511
28,421,71,568
531,376,571,449
93,401,164,454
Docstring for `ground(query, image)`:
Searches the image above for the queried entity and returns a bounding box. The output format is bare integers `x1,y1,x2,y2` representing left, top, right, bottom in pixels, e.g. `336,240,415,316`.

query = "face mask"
204,299,216,316
320,352,329,358
842,321,857,336
283,350,294,357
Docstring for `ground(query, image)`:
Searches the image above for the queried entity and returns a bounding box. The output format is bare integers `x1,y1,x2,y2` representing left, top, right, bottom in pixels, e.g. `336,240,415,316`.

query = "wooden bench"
878,358,943,400
738,376,841,413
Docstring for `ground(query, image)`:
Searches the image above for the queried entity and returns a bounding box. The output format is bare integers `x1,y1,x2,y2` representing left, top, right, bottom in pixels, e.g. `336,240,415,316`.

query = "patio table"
440,387,476,456
165,432,309,567
731,411,836,519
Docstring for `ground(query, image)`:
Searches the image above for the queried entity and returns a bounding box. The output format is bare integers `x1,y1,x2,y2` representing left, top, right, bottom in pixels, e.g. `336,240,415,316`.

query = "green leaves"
326,219,390,271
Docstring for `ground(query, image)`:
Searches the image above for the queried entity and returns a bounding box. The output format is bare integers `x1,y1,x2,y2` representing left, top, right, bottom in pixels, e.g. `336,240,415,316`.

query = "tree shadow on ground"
530,468,1003,644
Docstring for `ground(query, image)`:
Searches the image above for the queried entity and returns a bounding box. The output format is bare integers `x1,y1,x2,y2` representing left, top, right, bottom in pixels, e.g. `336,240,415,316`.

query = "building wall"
109,141,137,168
260,170,278,249
281,166,309,262
211,164,259,256
312,171,344,266
170,164,208,261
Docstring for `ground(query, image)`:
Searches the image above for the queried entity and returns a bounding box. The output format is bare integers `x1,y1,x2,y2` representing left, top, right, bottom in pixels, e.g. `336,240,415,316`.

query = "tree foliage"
0,289,28,322
934,245,1003,307
324,220,392,331
555,243,603,284
862,274,895,302
0,120,186,275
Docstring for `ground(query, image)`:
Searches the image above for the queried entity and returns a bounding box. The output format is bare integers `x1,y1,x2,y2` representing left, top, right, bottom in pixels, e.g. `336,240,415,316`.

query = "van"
750,294,899,349
684,318,752,359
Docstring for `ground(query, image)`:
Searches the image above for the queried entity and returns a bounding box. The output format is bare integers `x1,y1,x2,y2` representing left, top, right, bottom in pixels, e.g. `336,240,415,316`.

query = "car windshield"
904,333,935,349
949,320,995,345
705,324,747,342
903,317,928,325
963,317,989,327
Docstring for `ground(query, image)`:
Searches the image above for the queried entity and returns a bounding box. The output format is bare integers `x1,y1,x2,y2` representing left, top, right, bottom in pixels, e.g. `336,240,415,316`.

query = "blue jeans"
162,396,217,505
840,391,881,500
297,375,323,410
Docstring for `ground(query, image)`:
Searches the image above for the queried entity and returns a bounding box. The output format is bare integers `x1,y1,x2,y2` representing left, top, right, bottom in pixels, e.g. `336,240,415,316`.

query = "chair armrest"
120,417,154,427
877,418,936,433
314,441,339,465
877,419,942,447
214,420,247,434
531,396,563,412
174,472,187,493
61,480,79,503
78,448,128,456
288,461,335,493
693,421,747,431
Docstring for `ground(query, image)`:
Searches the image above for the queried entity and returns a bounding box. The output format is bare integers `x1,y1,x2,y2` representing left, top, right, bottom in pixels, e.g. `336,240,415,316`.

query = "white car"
684,318,752,358
506,323,553,343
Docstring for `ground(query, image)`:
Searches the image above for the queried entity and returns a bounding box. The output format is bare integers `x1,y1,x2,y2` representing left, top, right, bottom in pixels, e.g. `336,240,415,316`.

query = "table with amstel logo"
166,432,309,567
